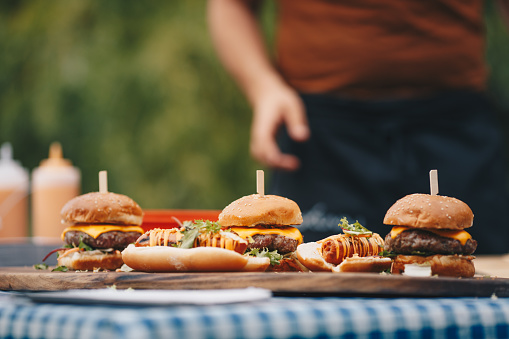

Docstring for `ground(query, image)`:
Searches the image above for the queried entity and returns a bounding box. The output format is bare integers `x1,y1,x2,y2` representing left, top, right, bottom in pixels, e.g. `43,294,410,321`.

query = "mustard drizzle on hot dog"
318,233,385,265
139,226,247,254
146,228,183,247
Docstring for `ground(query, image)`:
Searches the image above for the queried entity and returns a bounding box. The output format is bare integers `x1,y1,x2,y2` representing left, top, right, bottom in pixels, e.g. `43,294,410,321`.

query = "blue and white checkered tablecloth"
1,293,509,339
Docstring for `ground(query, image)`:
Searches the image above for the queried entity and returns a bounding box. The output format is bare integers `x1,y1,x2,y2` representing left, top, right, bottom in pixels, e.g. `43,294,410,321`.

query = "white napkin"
21,287,272,306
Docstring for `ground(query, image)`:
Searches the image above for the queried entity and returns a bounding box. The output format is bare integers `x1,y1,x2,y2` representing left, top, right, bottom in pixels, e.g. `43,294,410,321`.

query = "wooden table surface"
1,255,509,297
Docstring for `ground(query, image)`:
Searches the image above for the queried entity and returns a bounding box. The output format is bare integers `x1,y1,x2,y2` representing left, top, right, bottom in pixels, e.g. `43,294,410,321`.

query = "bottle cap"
0,142,29,189
39,142,72,167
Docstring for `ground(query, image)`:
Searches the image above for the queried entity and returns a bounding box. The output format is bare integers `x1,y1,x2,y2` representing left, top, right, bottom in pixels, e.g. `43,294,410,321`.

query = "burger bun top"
61,192,144,226
218,194,303,227
383,193,473,230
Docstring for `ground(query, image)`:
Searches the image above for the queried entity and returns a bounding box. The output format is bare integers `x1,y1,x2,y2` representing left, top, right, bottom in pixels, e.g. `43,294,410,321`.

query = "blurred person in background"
208,0,509,254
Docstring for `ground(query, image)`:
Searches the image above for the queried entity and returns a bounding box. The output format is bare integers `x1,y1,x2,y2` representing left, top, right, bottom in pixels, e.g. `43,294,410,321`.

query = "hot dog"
319,233,385,265
122,220,268,272
296,218,391,272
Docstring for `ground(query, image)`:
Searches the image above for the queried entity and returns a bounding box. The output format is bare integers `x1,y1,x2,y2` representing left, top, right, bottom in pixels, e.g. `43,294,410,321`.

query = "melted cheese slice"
229,226,303,245
390,226,472,245
61,225,144,240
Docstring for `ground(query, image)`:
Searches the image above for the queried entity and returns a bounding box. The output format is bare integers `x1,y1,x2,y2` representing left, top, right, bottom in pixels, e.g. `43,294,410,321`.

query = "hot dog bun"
332,255,393,273
122,243,270,272
122,244,251,272
295,242,334,272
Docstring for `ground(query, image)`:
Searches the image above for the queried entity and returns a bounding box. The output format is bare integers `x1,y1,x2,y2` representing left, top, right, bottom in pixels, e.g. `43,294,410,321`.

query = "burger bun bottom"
122,244,270,272
296,242,392,273
57,250,124,271
391,254,475,277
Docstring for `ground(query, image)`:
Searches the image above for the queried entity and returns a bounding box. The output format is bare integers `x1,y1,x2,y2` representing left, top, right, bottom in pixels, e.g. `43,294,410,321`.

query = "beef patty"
247,234,298,254
384,229,477,255
64,230,142,250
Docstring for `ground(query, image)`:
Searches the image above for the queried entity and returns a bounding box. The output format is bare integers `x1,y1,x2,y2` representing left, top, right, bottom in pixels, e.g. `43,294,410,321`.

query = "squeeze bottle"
31,142,81,242
0,143,29,239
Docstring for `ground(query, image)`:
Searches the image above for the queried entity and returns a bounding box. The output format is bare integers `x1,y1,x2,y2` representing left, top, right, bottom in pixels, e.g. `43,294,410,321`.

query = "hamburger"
57,191,144,271
383,193,477,277
217,194,306,271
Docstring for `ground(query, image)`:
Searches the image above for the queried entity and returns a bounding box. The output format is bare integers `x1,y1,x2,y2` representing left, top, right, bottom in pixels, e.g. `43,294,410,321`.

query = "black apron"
270,91,509,254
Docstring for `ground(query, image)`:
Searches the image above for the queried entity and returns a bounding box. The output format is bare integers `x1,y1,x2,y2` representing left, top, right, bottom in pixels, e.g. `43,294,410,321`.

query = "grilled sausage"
319,233,385,265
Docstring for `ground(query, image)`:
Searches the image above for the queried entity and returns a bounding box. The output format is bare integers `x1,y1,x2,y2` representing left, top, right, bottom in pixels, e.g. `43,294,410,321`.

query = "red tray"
141,209,222,232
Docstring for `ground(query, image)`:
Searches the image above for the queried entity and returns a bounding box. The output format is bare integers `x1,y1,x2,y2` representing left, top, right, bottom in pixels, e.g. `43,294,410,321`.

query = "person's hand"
250,81,310,171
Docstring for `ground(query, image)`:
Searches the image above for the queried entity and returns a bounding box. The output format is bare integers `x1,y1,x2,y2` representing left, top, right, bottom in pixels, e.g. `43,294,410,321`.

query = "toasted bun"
239,256,271,272
57,250,124,271
295,242,334,271
391,254,475,277
61,192,144,226
332,255,392,273
218,194,303,227
295,242,391,273
122,244,254,272
383,193,473,230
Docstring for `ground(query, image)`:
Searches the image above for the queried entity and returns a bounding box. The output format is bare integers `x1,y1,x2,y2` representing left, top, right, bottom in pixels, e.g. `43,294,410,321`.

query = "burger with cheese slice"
218,194,306,271
56,191,144,271
383,193,477,277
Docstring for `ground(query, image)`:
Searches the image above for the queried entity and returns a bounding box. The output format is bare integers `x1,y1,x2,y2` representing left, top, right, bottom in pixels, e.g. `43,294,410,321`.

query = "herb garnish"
78,238,93,251
338,217,373,235
178,220,223,249
52,266,69,272
246,248,283,266
33,263,49,270
378,250,397,258
410,250,436,256
65,236,93,251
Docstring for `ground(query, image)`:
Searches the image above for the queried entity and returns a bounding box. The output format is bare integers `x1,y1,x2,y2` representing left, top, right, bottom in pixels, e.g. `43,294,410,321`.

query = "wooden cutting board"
1,267,508,297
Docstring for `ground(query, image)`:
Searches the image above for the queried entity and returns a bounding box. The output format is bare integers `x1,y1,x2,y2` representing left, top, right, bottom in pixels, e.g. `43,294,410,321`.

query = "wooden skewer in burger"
216,170,308,272
383,170,477,277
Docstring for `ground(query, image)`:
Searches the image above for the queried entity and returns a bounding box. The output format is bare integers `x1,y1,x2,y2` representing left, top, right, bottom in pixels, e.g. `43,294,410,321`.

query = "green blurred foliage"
0,1,507,214
486,1,509,109
0,0,267,211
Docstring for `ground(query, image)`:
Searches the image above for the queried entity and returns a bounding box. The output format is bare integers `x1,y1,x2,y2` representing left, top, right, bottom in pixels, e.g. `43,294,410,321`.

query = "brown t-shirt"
276,0,487,98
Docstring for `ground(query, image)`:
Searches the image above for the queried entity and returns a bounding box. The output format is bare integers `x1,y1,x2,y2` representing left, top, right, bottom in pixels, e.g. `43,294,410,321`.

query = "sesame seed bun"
383,193,473,230
61,192,144,226
218,194,303,227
